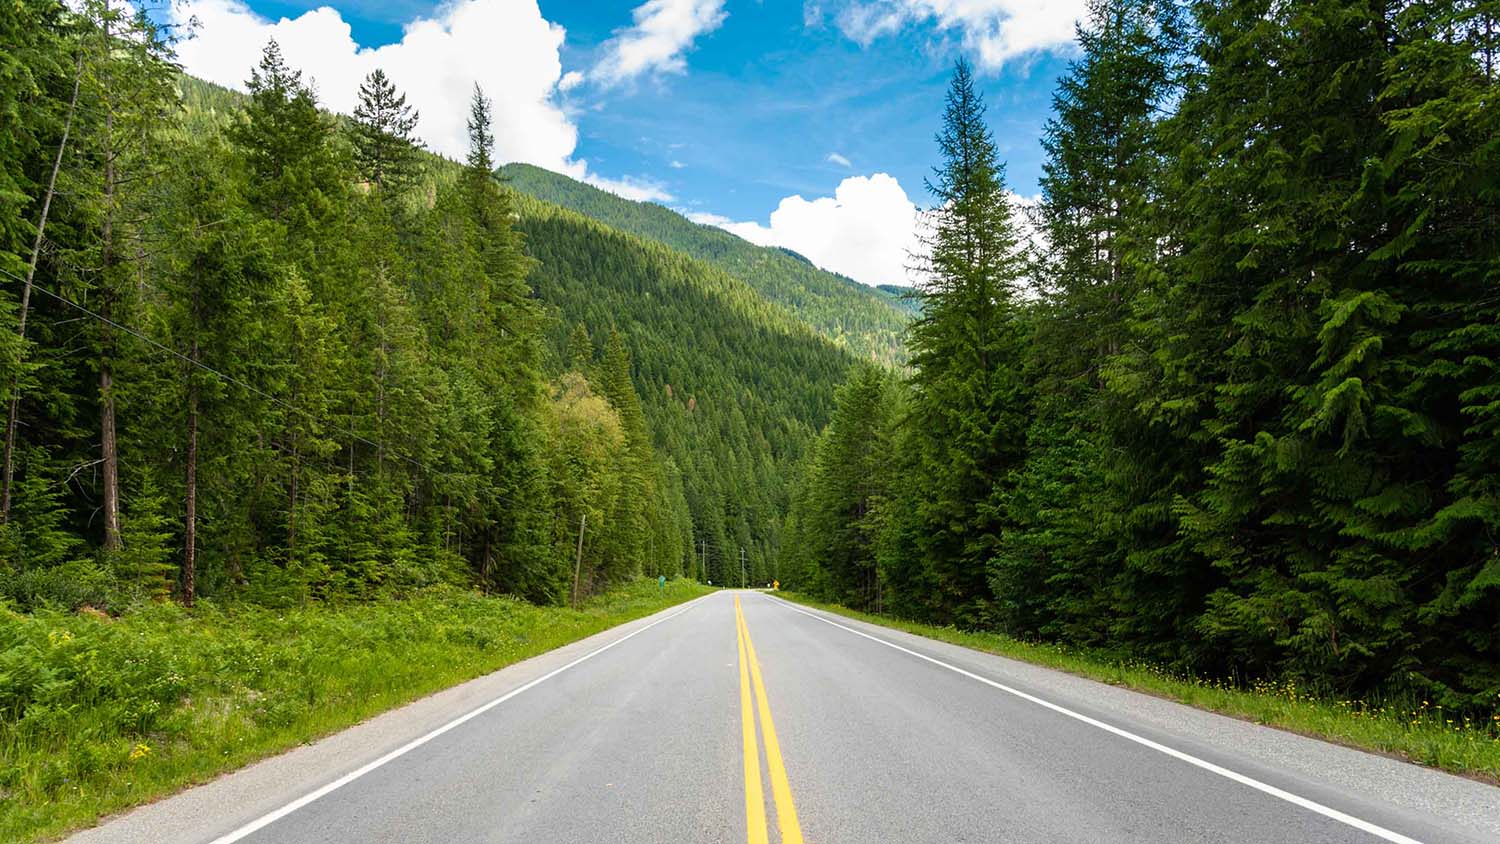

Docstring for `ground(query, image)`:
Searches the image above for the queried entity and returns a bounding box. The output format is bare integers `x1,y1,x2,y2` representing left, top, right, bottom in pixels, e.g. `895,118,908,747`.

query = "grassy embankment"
0,579,711,842
775,592,1500,784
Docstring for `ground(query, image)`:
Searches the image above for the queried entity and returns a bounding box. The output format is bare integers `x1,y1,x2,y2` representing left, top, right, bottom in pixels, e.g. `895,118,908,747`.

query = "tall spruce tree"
783,362,894,609
67,0,178,555
896,59,1030,627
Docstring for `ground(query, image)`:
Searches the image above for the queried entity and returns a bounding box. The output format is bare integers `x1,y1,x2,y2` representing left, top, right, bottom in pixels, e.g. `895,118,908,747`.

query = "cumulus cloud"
169,0,673,203
705,174,922,287
592,0,727,87
830,0,1085,68
173,0,581,166
826,152,853,167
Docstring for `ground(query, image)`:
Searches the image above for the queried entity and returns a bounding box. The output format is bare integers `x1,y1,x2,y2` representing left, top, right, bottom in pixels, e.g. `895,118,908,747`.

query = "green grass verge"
774,592,1500,784
0,578,711,842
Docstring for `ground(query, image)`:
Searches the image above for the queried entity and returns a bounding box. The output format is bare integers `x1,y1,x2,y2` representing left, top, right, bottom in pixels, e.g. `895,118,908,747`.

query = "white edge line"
207,598,702,844
766,596,1423,844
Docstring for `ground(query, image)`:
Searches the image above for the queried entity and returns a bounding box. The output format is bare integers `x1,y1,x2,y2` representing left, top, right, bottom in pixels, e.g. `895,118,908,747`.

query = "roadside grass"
774,592,1500,784
0,578,711,843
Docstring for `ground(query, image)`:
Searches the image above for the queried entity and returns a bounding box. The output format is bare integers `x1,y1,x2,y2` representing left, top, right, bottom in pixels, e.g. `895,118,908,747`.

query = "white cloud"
592,0,727,87
584,173,674,203
685,210,735,226
707,174,922,287
831,0,1084,68
171,0,668,204
826,152,852,167
174,0,579,166
670,160,686,169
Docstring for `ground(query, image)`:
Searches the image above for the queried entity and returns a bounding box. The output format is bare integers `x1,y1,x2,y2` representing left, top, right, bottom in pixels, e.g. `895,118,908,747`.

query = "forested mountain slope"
179,73,851,587
511,195,847,584
500,163,910,365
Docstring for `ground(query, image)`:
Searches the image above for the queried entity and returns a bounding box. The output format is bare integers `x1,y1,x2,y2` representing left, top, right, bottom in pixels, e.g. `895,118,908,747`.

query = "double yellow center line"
735,596,804,844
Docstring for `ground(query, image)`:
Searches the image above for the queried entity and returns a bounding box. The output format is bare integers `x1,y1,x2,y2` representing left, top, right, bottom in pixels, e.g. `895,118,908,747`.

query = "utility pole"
740,546,746,589
571,513,587,609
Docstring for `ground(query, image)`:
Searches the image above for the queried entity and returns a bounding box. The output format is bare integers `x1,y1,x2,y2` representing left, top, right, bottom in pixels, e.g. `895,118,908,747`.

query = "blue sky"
170,0,1085,286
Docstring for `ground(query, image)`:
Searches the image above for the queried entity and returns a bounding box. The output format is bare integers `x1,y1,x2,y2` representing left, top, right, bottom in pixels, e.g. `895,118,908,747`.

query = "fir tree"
351,68,421,192
466,83,494,175
896,59,1031,627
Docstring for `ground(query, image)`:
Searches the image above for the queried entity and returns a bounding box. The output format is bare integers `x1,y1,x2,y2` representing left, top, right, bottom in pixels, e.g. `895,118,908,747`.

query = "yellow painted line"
737,596,770,844
737,597,805,844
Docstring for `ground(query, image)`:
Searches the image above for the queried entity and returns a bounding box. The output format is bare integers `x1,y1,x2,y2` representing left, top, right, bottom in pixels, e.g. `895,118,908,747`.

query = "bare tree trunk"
100,29,122,551
2,54,83,523
287,440,299,557
183,343,199,607
101,357,120,549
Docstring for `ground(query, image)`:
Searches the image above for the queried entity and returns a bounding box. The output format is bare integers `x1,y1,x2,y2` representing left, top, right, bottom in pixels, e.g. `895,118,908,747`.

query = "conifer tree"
896,59,1031,626
227,39,341,223
69,0,178,554
351,68,421,192
993,0,1181,641
465,83,494,175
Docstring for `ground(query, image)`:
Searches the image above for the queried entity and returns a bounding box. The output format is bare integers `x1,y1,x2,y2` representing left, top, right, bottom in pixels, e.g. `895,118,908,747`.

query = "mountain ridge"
499,163,910,366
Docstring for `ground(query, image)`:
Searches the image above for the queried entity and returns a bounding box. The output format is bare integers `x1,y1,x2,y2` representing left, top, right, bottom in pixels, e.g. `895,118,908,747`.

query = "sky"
167,0,1086,287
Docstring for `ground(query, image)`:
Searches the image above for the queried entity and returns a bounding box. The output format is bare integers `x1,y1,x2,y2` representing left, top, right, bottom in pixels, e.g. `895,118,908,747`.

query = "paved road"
72,591,1500,843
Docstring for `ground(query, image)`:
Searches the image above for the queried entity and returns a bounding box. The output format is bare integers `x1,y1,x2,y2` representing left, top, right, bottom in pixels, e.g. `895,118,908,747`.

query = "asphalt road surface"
72,591,1500,843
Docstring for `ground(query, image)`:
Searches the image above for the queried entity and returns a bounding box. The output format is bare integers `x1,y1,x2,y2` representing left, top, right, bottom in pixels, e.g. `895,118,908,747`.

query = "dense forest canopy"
0,1,851,611
784,0,1500,711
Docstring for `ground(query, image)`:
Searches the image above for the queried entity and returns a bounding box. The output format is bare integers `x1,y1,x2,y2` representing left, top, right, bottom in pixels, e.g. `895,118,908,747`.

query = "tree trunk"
287,441,299,557
100,355,120,550
100,47,122,552
2,54,83,523
183,339,199,607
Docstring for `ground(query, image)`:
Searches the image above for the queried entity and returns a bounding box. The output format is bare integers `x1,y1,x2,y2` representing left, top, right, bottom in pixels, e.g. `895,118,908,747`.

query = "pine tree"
994,0,1181,642
351,68,421,192
785,362,894,609
67,0,179,553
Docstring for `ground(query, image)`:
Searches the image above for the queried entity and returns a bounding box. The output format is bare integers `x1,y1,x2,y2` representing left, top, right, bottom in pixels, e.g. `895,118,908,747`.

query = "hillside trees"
0,25,742,610
513,196,844,588
785,0,1500,708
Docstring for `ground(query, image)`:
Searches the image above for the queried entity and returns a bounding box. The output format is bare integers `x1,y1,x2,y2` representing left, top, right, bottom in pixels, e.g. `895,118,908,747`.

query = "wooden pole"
571,513,587,609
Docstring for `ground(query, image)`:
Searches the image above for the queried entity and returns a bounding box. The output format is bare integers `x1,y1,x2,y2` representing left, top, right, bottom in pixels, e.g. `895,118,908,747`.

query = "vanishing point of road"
72,591,1500,843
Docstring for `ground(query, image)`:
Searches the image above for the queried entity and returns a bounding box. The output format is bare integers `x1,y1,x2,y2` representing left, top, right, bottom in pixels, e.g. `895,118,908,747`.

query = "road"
72,591,1500,844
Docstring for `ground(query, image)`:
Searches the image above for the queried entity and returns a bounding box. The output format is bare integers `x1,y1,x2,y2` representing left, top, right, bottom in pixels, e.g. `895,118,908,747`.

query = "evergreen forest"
783,0,1500,713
